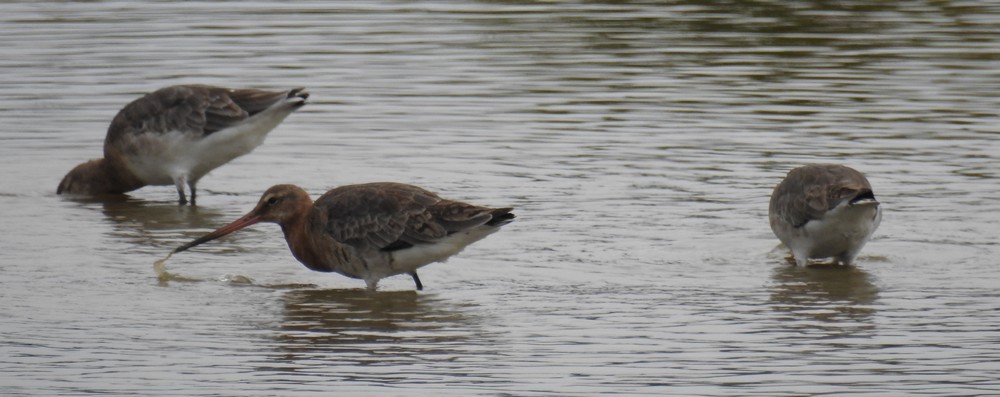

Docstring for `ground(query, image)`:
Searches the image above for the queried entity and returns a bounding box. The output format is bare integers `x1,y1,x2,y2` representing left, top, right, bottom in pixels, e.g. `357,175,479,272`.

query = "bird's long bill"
174,213,261,253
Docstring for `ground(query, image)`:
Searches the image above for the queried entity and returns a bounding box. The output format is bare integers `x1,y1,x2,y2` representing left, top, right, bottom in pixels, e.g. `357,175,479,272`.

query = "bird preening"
768,164,882,267
57,84,309,205
170,182,515,291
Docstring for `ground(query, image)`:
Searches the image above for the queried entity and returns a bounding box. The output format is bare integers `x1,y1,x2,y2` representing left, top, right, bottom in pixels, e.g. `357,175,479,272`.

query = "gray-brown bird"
173,182,515,290
769,164,882,266
58,85,309,204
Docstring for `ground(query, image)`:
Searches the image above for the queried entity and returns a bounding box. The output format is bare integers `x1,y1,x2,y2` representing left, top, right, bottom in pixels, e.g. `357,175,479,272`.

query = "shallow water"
2,1,999,395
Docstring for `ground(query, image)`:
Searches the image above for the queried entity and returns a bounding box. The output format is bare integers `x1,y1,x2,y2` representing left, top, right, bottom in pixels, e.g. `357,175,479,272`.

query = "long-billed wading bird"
172,182,515,290
57,85,309,205
768,164,882,267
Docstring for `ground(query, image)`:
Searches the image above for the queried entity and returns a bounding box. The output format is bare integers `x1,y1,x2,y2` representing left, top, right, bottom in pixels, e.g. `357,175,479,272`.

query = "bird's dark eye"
266,197,279,206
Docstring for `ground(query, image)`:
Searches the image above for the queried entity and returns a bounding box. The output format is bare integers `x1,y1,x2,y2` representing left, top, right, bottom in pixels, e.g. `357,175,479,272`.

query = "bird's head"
173,184,311,253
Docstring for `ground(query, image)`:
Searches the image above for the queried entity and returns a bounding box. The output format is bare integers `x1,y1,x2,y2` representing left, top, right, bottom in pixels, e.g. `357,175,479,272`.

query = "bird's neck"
101,154,146,193
59,156,145,195
279,200,331,272
279,199,310,241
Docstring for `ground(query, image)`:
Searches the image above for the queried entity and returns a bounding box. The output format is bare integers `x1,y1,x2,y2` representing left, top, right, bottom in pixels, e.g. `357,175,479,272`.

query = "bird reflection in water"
275,289,482,347
254,288,503,386
96,195,227,248
768,263,880,337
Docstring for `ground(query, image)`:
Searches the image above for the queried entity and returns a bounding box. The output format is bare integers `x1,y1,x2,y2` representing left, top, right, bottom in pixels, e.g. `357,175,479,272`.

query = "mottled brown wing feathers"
313,183,501,252
223,88,301,116
772,164,872,227
202,90,249,133
428,200,494,232
401,210,448,244
105,85,297,141
314,183,442,251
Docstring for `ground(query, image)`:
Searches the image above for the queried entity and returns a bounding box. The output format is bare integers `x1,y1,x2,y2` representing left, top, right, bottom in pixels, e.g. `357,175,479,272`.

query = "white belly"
783,203,882,263
388,225,501,274
119,105,296,186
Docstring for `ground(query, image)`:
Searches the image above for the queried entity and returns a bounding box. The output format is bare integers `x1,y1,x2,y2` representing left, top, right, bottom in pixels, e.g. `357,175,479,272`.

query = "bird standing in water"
173,182,515,290
58,85,309,204
769,164,882,266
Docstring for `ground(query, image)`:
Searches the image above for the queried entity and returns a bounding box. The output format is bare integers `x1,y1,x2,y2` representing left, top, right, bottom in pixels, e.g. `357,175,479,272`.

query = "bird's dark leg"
409,271,423,291
174,176,188,205
189,183,197,206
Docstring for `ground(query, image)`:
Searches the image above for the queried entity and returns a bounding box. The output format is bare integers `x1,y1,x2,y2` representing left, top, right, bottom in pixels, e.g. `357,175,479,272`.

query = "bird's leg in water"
409,271,424,291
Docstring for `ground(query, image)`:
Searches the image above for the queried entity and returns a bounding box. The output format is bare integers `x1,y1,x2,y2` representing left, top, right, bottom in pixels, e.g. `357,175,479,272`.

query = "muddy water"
1,1,999,395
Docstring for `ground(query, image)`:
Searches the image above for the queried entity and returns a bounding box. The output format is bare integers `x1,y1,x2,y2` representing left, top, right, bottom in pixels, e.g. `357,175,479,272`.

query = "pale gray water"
1,1,999,396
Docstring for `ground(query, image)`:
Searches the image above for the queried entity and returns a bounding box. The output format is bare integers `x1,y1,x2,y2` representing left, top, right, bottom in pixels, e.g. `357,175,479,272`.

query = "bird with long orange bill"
170,182,514,290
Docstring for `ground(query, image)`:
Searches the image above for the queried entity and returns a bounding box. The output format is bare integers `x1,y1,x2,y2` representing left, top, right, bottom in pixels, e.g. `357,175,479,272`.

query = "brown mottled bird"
173,183,515,290
57,85,309,204
769,164,882,266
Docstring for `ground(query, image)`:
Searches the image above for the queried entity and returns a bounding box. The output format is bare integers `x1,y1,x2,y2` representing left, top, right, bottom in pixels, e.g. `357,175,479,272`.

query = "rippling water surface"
2,1,999,395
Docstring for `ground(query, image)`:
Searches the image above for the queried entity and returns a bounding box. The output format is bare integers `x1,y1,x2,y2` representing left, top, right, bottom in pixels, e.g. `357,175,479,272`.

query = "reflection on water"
96,195,285,284
262,289,503,387
97,196,229,250
771,264,878,305
2,0,1000,395
276,289,477,346
768,264,878,337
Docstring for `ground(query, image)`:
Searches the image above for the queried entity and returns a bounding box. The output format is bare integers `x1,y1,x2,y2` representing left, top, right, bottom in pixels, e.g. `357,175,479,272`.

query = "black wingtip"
288,87,309,100
486,208,515,226
850,189,877,204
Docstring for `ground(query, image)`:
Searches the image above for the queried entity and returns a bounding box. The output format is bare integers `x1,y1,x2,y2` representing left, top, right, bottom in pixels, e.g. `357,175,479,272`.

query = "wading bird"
769,164,882,266
174,182,515,290
58,85,309,204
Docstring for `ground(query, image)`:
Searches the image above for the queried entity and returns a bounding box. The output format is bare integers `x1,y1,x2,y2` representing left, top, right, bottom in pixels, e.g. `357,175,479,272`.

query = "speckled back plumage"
105,85,306,156
768,164,881,266
312,182,512,253
769,164,873,228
